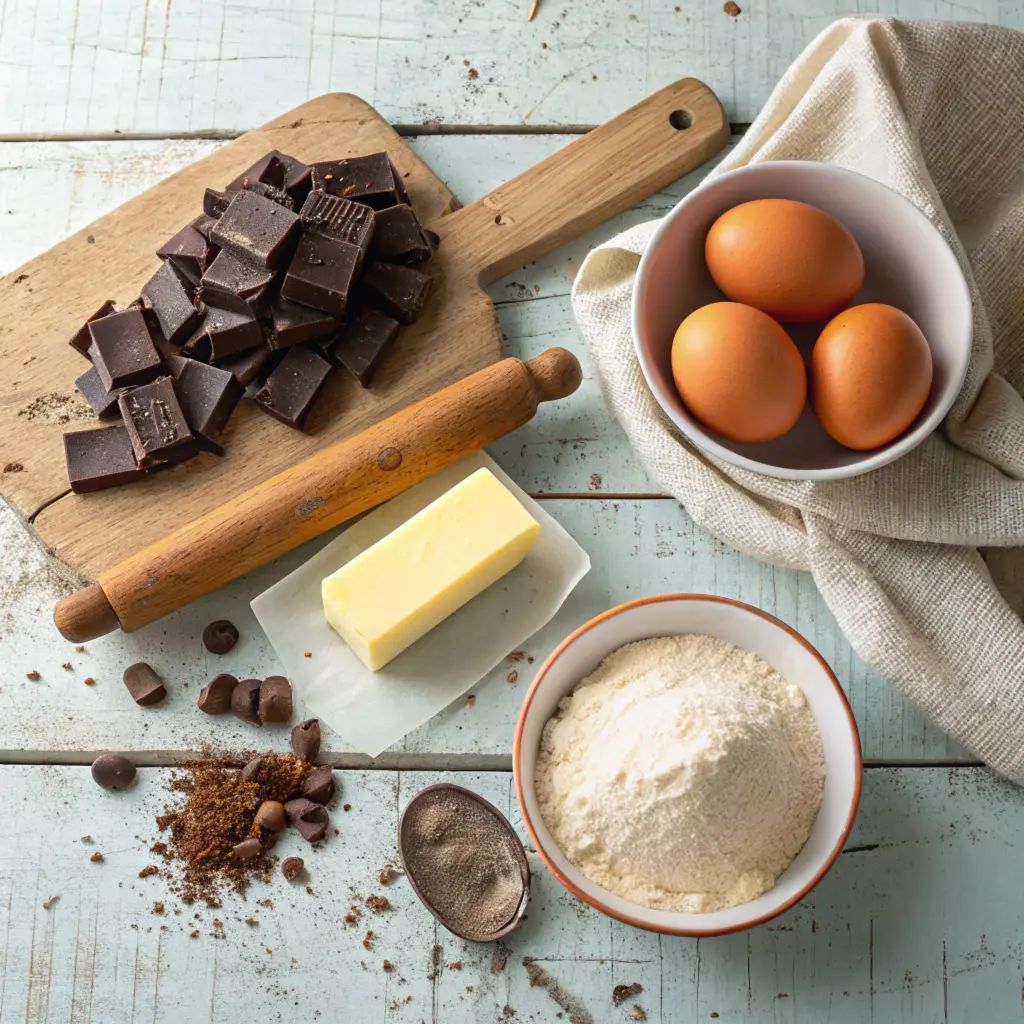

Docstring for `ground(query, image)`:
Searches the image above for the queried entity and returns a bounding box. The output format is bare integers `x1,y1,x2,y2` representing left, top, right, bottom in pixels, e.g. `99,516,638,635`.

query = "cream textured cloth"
571,18,1024,781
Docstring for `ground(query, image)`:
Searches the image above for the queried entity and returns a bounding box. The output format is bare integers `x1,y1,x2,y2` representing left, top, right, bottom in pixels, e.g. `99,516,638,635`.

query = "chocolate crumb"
87,234,96,243
42,896,59,909
382,960,394,973
2,462,25,473
613,983,643,1007
343,804,351,811
246,916,258,926
466,695,476,707
723,0,741,12
449,961,463,970
468,67,479,79
365,895,391,913
507,652,524,662
629,1008,647,1022
138,866,159,879
26,670,40,681
80,836,91,843
507,670,518,684
84,677,95,686
378,864,402,885
90,852,103,863
75,646,86,653
363,930,374,950
303,652,312,658
62,662,73,671
152,902,165,915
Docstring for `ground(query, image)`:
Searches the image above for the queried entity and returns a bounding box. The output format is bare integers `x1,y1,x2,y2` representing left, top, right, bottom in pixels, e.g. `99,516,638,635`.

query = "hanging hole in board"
669,109,693,130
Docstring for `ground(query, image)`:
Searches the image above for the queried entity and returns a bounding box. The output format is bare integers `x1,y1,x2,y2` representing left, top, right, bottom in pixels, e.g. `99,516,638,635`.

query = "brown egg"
671,302,806,444
705,199,865,323
810,303,932,450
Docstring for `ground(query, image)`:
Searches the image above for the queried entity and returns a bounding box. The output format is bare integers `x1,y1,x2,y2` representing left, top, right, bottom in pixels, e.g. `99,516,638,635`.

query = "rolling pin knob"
53,583,120,642
525,347,583,404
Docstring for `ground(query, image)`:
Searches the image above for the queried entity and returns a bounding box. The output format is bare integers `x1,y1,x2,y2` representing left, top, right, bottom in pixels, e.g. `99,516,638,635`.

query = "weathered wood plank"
0,0,1018,135
0,765,1019,1022
0,495,968,764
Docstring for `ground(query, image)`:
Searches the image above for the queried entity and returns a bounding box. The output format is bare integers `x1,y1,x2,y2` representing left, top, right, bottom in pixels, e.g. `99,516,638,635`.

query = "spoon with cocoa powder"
398,783,529,942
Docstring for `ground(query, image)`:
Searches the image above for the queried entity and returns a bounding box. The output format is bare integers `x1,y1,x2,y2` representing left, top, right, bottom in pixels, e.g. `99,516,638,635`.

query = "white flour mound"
535,635,825,913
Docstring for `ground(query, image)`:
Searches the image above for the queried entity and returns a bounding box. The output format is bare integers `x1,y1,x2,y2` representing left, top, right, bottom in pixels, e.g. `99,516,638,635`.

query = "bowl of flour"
513,594,862,936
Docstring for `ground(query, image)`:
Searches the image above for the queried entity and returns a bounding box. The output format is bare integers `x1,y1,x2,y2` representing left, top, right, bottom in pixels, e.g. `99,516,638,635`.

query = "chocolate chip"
258,676,293,724
231,678,262,725
197,673,237,714
91,753,137,790
239,756,263,783
203,619,239,654
281,856,304,881
232,838,263,861
290,718,321,762
301,765,336,805
122,663,167,706
254,800,286,832
284,798,329,842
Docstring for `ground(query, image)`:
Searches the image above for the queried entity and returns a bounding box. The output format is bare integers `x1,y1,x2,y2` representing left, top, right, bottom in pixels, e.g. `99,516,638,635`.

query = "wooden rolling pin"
53,347,582,642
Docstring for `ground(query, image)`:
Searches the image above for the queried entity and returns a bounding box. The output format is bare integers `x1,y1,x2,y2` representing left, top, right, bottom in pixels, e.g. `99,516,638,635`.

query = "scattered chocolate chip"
281,856,304,881
232,838,263,861
258,675,293,724
84,677,96,686
284,798,329,842
231,678,262,725
90,852,104,863
202,619,239,654
723,1,741,14
26,670,40,681
122,662,167,706
290,718,321,762
91,753,137,790
253,800,286,832
301,765,335,805
197,673,237,714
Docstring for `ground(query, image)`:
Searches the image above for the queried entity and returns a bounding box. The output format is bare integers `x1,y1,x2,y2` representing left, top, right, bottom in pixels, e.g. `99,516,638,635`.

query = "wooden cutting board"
0,82,728,580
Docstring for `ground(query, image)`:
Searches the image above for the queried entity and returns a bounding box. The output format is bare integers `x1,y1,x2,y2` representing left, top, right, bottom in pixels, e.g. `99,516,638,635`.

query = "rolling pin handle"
525,347,583,404
53,583,121,643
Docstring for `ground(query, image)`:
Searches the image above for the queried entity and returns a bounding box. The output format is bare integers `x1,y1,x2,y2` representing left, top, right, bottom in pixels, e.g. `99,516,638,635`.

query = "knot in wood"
377,447,402,471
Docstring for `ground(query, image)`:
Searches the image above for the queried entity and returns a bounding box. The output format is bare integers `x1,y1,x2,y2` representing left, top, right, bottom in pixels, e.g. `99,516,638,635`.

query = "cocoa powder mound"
157,752,311,904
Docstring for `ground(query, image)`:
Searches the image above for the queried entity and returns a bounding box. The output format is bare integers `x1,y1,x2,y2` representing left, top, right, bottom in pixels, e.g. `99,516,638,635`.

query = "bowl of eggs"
632,161,972,479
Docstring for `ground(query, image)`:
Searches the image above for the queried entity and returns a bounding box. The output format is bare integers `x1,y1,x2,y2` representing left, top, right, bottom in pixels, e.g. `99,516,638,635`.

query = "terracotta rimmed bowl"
632,161,972,480
513,594,862,937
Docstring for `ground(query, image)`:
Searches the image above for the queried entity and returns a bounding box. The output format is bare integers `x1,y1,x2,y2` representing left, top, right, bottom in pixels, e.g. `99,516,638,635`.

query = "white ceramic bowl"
513,594,862,937
632,161,972,480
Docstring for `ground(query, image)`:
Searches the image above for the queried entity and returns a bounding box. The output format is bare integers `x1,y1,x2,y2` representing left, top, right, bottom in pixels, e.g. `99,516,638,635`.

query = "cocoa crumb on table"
613,983,643,1007
190,930,199,939
365,895,391,913
84,678,95,686
449,961,463,970
42,896,59,909
26,671,40,681
382,960,394,973
2,462,25,473
62,662,73,671
138,865,158,878
378,864,402,885
507,670,518,684
89,852,103,862
75,646,86,653
152,902,165,915
363,930,374,950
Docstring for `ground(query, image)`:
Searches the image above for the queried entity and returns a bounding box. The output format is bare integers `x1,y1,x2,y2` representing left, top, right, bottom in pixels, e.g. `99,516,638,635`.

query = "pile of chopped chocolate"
153,718,333,904
64,149,437,493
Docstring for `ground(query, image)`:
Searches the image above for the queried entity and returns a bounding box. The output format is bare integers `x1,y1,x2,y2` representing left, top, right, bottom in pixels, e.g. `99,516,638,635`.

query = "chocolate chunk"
91,753,137,791
254,800,286,832
243,179,295,210
300,190,375,250
123,662,167,706
203,188,234,218
205,306,263,359
269,293,339,349
371,204,431,264
178,316,212,362
75,365,126,418
200,250,274,315
191,213,219,240
88,309,163,391
167,255,202,289
202,619,240,654
228,153,286,191
239,756,264,783
157,224,215,286
173,359,244,438
362,262,433,325
301,766,336,805
197,673,237,714
424,228,441,250
141,262,201,345
280,232,361,317
281,856,304,881
284,798,329,842
232,838,262,861
252,346,331,430
312,153,406,210
64,424,145,493
332,307,400,387
231,678,262,725
119,376,197,468
216,344,274,387
211,190,300,269
290,718,321,762
258,676,293,724
69,299,117,359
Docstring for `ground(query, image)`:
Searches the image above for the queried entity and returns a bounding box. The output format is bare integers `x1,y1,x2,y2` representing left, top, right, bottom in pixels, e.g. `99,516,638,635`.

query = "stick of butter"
322,467,541,671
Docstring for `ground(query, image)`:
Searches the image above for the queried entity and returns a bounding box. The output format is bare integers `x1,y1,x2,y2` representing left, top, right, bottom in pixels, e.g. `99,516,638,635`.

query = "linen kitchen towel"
572,18,1024,780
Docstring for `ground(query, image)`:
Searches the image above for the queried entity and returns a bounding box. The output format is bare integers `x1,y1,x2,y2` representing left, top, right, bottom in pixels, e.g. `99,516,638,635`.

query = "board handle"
438,77,728,284
53,348,582,642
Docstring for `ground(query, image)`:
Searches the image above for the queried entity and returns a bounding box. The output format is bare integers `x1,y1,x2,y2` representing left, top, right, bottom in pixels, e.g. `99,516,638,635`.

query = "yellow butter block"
322,467,541,671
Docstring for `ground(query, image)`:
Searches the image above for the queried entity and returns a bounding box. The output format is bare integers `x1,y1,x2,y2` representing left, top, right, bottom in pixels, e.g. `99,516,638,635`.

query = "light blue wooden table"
0,2,1020,1021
